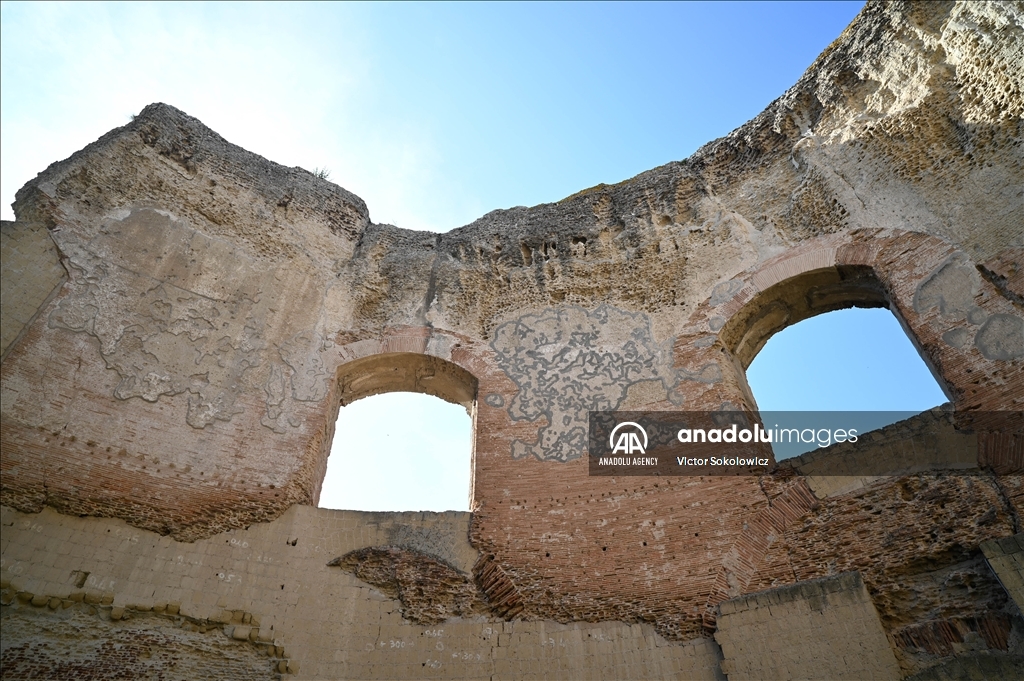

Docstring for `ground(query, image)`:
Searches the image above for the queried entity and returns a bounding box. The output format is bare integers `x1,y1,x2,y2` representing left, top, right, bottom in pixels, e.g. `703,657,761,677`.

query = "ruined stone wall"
715,572,902,680
2,1,1023,678
0,221,66,361
0,505,723,680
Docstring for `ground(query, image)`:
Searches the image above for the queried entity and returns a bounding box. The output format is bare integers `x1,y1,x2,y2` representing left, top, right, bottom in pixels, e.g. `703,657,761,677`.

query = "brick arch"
333,352,478,411
307,350,480,507
677,232,1022,414
676,233,1023,627
718,263,892,371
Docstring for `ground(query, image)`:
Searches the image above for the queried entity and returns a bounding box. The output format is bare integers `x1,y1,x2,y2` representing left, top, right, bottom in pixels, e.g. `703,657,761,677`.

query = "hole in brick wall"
319,392,473,512
746,307,948,459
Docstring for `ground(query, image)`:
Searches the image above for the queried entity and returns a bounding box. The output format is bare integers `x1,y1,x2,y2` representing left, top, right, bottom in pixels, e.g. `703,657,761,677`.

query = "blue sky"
1,2,948,510
1,1,867,229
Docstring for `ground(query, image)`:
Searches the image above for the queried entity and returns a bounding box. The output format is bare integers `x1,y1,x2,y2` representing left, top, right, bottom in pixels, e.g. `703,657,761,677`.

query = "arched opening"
746,307,949,459
746,308,948,413
316,352,478,511
720,265,950,459
320,392,473,511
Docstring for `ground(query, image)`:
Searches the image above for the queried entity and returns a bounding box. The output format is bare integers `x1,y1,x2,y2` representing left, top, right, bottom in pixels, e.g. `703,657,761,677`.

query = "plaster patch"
914,253,981,319
491,304,676,462
974,313,1024,360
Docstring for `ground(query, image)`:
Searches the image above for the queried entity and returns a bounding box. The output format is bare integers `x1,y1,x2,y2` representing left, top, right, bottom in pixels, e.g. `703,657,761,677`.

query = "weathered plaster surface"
2,1,1023,678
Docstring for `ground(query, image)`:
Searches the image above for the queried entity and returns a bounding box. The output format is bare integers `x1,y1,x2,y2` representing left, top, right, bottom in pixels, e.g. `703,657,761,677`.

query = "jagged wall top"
1,0,1021,542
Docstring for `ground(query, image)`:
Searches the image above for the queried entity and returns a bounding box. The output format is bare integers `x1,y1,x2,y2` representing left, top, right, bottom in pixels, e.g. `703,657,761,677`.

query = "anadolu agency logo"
590,412,774,475
609,422,648,455
591,409,1024,477
597,421,658,468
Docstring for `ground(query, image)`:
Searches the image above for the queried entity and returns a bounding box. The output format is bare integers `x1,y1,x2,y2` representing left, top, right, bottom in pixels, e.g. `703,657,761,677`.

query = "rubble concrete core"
1,1,1023,678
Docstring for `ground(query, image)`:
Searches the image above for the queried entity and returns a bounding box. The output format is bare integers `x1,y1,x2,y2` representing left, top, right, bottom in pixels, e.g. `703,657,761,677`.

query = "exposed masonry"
715,572,902,681
0,593,291,679
0,505,723,680
982,533,1024,614
328,548,487,625
490,304,680,463
1,1,1023,678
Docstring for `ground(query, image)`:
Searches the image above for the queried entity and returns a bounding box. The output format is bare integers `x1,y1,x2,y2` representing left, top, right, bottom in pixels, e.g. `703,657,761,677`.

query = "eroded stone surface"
2,2,1023,679
329,547,486,625
0,220,66,361
716,573,903,681
0,600,278,681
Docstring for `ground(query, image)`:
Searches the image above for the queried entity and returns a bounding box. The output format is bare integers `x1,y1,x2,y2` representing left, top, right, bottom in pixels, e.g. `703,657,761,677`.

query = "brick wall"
2,2,1022,678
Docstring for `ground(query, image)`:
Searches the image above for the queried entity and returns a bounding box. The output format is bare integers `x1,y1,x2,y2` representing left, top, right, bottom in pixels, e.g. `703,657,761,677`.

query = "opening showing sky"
2,1,951,511
747,308,949,413
746,308,949,460
322,393,473,512
1,2,865,229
